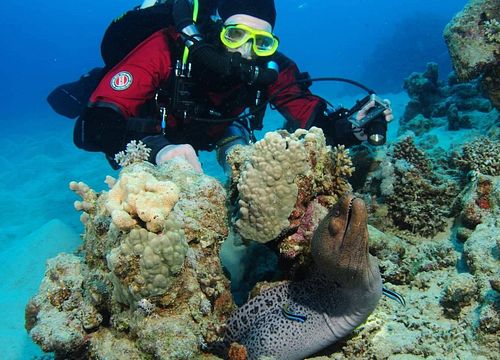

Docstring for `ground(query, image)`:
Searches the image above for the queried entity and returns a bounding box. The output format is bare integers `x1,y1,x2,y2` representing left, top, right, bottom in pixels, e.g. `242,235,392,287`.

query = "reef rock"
400,62,495,135
444,0,500,109
459,173,500,314
26,159,234,359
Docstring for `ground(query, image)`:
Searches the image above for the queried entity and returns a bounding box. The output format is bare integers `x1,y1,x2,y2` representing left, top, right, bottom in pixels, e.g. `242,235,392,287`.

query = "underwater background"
2,0,499,359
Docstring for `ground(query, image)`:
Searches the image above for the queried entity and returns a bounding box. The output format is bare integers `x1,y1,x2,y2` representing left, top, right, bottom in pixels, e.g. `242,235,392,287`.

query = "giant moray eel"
224,193,382,360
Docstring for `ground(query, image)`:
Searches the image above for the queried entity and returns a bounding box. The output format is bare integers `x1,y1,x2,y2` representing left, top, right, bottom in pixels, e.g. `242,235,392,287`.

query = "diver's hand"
353,98,393,141
356,98,393,122
156,144,203,173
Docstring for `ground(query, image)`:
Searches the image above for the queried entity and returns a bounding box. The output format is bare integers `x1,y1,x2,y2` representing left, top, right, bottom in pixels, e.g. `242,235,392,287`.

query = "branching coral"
385,136,458,236
392,136,432,176
454,137,500,176
484,18,500,43
387,169,456,236
114,140,151,167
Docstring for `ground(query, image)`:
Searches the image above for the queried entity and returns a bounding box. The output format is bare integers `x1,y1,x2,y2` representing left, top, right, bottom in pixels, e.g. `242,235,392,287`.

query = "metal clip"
255,90,262,106
160,107,167,135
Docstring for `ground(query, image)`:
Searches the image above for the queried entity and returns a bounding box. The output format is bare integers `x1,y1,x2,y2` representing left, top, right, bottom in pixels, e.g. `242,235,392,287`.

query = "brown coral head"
25,299,40,332
312,192,372,286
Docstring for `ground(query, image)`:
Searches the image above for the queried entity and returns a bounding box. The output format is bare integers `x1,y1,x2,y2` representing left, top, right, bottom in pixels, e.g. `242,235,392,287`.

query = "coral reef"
364,224,457,286
402,62,443,123
26,121,500,359
440,273,478,318
26,159,234,359
453,137,500,176
374,136,458,237
464,221,500,300
328,95,498,359
454,173,498,232
227,127,354,272
444,0,500,109
400,62,495,135
303,173,499,359
484,18,500,43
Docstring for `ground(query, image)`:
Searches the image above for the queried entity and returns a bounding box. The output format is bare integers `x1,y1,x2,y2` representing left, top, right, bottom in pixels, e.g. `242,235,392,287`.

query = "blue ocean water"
0,0,474,358
1,0,467,127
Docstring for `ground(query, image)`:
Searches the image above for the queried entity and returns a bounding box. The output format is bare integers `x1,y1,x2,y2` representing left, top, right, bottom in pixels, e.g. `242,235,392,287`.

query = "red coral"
474,178,492,210
476,197,491,210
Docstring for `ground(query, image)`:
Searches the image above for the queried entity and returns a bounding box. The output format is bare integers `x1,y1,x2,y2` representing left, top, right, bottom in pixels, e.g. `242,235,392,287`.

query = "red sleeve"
267,59,325,129
88,29,174,118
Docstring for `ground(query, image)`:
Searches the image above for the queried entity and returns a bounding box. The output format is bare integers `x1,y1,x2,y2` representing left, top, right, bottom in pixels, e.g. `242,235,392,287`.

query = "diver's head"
218,0,278,60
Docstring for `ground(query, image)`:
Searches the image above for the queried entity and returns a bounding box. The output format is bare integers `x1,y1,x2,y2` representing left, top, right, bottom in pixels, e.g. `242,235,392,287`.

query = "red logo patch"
110,71,133,91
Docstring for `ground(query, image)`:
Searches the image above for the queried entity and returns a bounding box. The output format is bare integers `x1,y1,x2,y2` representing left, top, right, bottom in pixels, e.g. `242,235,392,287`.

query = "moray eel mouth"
312,192,371,286
337,193,371,285
342,195,368,251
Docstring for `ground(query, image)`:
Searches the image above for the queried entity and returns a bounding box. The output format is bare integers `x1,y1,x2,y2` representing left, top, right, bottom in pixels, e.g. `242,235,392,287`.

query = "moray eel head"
312,193,378,288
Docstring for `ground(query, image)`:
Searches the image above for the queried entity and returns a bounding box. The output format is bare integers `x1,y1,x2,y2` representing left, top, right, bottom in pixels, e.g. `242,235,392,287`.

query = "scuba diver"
48,0,393,171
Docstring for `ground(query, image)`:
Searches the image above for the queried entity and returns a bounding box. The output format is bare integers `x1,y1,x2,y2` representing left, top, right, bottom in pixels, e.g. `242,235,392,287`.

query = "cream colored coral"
232,127,354,246
114,140,151,167
235,130,308,243
70,181,99,224
107,217,188,304
105,165,180,233
70,181,97,212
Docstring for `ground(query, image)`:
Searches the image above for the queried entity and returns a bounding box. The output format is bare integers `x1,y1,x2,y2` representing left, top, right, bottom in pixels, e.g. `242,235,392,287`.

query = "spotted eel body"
224,194,382,360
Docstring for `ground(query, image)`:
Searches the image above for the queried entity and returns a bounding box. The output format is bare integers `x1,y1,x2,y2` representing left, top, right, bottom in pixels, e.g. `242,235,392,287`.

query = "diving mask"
220,23,279,57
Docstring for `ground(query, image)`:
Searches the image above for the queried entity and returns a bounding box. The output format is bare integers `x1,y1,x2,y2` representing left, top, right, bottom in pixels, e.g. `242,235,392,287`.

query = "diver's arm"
214,122,252,172
77,29,177,167
74,107,171,167
268,53,364,147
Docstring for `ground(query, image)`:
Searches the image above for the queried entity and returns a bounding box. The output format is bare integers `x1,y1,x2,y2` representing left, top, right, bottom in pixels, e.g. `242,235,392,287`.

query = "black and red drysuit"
74,26,361,168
